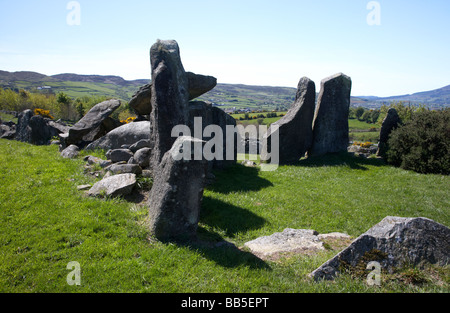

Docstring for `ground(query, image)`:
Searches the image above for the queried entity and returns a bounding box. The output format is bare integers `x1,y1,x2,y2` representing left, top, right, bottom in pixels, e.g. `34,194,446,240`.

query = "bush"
386,109,450,175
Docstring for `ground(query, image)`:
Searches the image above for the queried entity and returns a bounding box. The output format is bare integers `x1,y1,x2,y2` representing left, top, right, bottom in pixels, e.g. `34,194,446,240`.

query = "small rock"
129,139,151,153
60,145,80,159
77,185,91,191
87,173,136,197
109,149,134,163
108,163,142,175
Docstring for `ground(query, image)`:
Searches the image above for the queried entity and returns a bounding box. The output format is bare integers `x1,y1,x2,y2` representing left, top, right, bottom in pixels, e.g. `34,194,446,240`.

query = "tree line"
0,88,134,123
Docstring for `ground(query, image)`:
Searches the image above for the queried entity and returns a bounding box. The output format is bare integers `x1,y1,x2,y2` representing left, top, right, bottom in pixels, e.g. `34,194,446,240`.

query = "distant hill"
1,70,448,109
0,70,149,101
358,85,450,109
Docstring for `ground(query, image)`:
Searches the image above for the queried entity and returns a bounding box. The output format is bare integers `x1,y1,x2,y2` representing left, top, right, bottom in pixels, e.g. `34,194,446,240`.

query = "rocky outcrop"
64,99,121,146
15,110,69,145
261,77,316,164
377,108,401,157
148,136,208,241
85,121,150,151
310,216,450,281
309,73,352,157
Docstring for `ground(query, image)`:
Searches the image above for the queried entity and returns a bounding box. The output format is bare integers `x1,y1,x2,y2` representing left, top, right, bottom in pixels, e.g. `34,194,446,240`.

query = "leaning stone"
108,164,142,175
186,72,217,100
109,149,134,163
261,77,316,165
310,216,450,281
309,73,352,156
129,83,152,116
65,99,121,146
87,173,136,198
148,136,208,241
60,145,80,159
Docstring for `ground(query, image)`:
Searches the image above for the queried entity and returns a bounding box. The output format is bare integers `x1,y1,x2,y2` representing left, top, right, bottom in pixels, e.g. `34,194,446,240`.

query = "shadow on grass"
200,197,267,238
189,227,270,270
207,164,273,194
296,152,387,171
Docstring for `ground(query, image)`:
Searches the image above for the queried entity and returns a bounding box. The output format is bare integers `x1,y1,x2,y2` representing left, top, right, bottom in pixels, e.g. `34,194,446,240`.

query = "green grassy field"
0,139,448,293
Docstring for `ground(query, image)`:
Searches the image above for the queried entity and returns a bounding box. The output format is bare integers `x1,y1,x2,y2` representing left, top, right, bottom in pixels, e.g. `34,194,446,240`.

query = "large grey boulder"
148,136,208,241
261,77,316,164
149,40,191,171
311,216,450,281
87,173,136,198
377,108,401,157
86,121,151,151
65,99,121,146
309,73,352,157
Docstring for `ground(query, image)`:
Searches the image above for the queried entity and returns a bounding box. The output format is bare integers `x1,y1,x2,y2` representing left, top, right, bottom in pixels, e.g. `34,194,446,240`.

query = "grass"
0,139,449,293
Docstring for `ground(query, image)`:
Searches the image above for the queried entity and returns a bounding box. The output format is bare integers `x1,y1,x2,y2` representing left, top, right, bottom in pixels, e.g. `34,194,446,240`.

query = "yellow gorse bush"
352,141,373,148
120,116,137,124
34,108,54,119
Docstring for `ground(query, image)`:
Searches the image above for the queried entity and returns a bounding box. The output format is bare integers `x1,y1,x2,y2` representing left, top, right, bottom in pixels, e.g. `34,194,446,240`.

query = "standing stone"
148,136,208,241
188,101,237,170
149,40,190,170
310,216,450,281
16,109,34,143
377,108,401,157
261,77,316,164
309,73,352,157
65,99,121,146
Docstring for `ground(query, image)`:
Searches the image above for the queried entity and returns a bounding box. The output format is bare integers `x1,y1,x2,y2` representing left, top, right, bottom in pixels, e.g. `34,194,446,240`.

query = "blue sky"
0,0,449,96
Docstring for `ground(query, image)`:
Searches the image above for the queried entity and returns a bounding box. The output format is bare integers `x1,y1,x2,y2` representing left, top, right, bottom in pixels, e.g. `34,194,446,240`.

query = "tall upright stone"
309,73,352,157
376,108,401,157
148,136,208,241
149,40,190,170
261,77,316,165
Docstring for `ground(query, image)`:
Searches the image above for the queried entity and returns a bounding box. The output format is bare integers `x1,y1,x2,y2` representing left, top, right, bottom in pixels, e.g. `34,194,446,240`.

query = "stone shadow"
206,163,273,194
200,197,267,238
295,152,387,171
